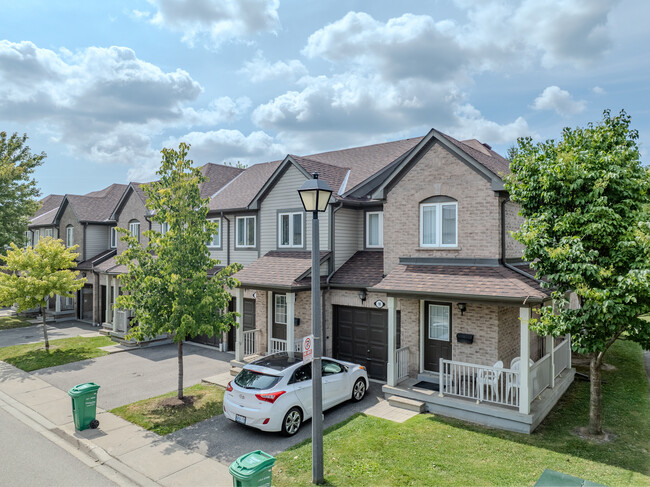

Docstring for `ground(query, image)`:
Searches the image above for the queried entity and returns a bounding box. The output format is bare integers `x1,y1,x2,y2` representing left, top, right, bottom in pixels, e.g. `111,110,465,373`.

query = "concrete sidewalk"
0,361,232,487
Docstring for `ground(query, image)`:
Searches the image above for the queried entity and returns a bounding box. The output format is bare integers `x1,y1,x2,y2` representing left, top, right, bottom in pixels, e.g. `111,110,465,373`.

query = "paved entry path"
0,320,100,348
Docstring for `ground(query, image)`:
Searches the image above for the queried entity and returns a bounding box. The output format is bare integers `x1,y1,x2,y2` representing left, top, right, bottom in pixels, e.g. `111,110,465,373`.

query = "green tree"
0,237,86,350
116,143,241,400
0,132,46,251
505,110,650,436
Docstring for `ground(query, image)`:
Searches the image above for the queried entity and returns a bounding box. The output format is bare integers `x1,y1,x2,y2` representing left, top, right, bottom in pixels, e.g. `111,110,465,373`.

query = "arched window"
420,196,458,247
129,220,140,243
65,225,74,248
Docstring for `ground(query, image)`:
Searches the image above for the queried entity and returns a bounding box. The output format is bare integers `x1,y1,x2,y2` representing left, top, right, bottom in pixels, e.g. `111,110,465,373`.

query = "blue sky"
1,0,648,197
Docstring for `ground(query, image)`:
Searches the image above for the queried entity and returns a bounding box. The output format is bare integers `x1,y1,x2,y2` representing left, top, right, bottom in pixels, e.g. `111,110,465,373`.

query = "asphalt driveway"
31,342,233,409
167,381,382,464
0,320,100,348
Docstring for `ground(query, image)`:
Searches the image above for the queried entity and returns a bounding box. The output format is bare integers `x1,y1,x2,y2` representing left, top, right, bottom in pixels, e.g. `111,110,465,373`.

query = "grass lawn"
0,336,113,372
273,340,650,487
0,315,33,330
110,383,224,436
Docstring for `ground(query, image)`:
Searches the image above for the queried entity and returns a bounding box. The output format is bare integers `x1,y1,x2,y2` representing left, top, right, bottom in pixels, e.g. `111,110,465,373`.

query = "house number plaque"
374,300,385,308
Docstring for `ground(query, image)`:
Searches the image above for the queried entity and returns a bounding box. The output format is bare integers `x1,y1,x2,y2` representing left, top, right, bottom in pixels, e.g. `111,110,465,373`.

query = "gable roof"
208,160,282,212
199,163,245,199
55,183,128,224
29,194,64,226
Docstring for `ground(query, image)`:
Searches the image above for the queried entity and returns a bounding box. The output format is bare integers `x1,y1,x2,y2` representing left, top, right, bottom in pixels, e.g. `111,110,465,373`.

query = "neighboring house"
96,164,244,340
50,183,128,324
225,129,574,433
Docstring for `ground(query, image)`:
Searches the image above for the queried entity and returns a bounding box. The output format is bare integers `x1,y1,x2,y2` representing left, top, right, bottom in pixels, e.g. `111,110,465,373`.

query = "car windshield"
235,369,282,390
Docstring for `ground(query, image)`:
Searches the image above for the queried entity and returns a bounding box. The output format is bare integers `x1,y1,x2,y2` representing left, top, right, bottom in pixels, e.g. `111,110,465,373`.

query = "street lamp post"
298,172,332,485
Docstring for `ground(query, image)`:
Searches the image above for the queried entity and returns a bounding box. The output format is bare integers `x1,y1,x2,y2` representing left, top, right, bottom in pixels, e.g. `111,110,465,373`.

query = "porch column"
387,297,398,387
112,276,118,332
287,292,295,359
235,287,244,362
267,291,273,354
546,335,555,388
519,306,531,414
105,275,111,323
55,295,61,313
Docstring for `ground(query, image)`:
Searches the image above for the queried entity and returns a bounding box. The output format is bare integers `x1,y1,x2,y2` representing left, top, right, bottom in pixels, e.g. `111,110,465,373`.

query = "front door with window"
423,302,452,372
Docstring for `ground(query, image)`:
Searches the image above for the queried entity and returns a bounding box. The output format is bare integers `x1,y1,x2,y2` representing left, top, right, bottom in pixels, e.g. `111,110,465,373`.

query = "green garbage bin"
229,450,276,487
68,382,100,431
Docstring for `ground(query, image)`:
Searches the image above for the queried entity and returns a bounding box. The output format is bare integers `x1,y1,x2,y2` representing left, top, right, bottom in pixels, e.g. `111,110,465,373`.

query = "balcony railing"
270,338,287,354
440,359,520,407
243,329,258,356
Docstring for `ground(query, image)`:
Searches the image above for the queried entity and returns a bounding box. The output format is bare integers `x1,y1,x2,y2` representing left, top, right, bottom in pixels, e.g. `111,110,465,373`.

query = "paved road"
32,342,233,409
168,381,382,464
0,320,100,348
0,406,117,487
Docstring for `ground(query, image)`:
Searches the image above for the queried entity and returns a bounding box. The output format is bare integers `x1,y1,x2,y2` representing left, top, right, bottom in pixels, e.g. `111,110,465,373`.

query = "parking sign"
302,335,314,363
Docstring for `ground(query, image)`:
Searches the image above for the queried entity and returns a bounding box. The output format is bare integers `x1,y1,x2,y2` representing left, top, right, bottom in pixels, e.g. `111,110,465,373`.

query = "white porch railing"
243,329,259,356
270,338,287,354
397,346,409,382
554,339,570,378
440,359,520,407
294,339,302,352
530,354,552,400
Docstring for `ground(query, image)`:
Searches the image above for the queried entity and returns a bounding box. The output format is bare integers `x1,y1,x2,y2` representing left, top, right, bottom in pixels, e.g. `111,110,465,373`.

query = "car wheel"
281,407,302,436
352,378,367,402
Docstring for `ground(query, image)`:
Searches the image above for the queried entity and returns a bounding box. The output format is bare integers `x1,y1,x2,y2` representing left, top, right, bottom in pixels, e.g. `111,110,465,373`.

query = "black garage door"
333,306,400,381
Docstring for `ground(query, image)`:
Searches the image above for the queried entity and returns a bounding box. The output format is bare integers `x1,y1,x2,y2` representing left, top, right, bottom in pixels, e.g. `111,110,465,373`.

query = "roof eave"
366,287,545,305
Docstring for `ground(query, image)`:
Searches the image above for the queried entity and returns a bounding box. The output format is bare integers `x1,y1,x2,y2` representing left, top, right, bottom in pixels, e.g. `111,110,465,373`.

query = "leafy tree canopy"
0,132,45,250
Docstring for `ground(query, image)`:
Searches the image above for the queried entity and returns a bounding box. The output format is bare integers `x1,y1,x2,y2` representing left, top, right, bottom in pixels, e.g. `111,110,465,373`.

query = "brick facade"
504,200,525,260
383,143,500,274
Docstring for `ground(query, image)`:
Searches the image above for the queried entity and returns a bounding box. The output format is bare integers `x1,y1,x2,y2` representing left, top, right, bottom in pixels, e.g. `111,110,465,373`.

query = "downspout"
221,212,230,265
500,198,542,283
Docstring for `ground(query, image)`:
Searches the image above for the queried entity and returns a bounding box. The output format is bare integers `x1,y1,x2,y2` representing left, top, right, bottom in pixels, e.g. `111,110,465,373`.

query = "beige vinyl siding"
85,225,110,258
209,214,231,265
259,164,330,256
333,208,363,271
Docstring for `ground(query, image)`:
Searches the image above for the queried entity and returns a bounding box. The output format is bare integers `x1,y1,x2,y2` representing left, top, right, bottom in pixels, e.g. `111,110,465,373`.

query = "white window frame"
129,221,140,243
366,211,384,248
235,215,256,248
24,231,31,247
33,229,40,245
278,212,303,248
419,202,458,248
44,228,53,238
428,304,450,342
275,294,287,324
208,218,221,248
110,227,117,248
65,226,74,248
161,222,169,237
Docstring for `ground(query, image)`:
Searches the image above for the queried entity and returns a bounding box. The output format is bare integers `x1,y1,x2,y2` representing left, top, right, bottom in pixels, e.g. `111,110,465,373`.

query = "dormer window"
366,211,383,248
420,197,457,247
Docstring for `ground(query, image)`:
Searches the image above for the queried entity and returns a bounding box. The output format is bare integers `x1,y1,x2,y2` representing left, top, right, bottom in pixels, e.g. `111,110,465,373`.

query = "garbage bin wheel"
89,419,100,429
281,407,302,436
351,378,366,402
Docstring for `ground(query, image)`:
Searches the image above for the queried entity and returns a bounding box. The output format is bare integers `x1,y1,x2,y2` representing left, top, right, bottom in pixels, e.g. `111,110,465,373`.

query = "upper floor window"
420,197,457,248
161,222,169,236
275,294,287,324
65,225,74,248
278,212,303,248
43,228,53,239
366,211,383,248
34,229,40,245
110,227,117,248
236,215,256,248
24,231,31,248
208,218,221,248
129,220,140,243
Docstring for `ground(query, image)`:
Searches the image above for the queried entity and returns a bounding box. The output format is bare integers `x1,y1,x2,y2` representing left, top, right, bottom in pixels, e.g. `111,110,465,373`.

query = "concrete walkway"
0,361,232,487
0,320,101,348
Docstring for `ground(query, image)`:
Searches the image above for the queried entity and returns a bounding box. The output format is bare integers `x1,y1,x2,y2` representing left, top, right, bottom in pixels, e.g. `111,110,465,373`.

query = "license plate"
235,414,246,425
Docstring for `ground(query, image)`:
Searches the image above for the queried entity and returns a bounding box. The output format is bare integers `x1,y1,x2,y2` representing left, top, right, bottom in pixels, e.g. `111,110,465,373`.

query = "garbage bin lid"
229,451,276,479
68,382,100,397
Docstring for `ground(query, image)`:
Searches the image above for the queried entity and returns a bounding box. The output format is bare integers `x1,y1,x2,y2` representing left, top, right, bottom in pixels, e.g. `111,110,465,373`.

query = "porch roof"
94,256,129,275
370,263,549,304
234,251,330,291
329,251,385,288
76,249,116,270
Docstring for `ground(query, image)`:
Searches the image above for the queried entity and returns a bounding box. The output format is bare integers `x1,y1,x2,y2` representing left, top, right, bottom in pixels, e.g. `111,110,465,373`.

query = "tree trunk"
41,304,50,351
588,353,603,435
177,340,184,400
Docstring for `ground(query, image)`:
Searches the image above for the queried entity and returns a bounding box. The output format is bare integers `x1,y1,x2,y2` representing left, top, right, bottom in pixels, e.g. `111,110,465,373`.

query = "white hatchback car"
223,353,368,436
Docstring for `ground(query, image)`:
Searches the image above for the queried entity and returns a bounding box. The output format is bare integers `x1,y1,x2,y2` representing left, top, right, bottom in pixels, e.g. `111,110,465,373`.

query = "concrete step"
202,372,232,388
98,329,111,336
387,395,426,413
230,366,242,377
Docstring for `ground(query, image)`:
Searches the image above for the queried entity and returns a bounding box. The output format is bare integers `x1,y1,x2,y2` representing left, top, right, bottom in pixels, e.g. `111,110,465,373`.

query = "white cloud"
532,86,587,116
593,86,606,95
0,40,249,173
239,51,307,83
139,0,280,48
